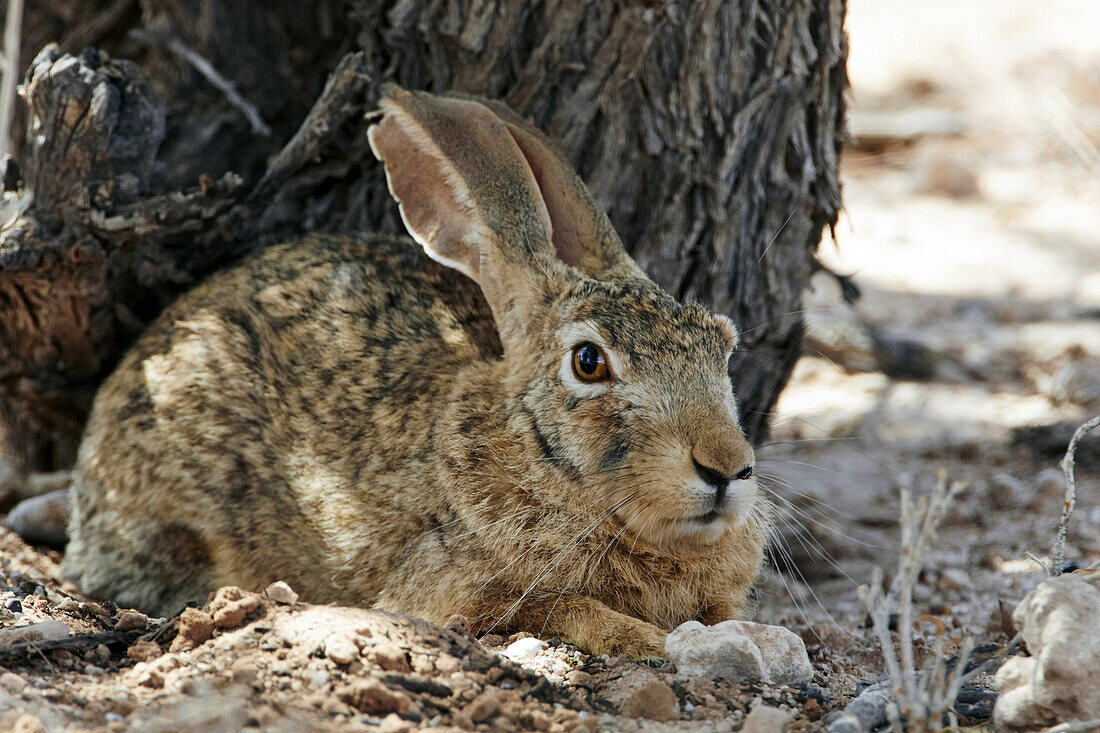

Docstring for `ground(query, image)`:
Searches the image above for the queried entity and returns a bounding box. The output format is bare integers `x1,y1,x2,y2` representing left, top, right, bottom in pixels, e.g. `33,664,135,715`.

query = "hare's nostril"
735,465,754,481
692,457,731,491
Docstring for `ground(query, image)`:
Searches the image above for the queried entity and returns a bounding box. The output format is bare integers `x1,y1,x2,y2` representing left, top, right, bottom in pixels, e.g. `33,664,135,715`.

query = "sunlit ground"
755,0,1100,650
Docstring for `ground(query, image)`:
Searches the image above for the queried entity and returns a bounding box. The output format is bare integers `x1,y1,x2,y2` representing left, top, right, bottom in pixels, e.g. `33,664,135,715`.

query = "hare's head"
369,87,760,551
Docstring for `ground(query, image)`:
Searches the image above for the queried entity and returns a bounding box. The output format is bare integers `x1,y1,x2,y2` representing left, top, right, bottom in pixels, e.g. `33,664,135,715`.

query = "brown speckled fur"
63,87,769,658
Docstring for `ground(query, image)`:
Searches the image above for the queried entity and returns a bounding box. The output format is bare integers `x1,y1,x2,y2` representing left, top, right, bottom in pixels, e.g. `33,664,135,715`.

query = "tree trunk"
0,0,846,472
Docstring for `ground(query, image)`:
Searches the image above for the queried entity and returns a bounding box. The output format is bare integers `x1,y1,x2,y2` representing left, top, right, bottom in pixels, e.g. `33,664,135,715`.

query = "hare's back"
67,233,498,609
77,233,499,525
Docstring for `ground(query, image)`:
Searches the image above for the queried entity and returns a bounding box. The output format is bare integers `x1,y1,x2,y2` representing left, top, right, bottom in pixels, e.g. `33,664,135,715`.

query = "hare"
62,86,769,658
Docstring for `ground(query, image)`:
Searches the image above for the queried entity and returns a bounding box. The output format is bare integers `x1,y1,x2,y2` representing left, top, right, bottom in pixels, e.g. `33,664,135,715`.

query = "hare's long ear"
368,86,569,349
472,97,647,283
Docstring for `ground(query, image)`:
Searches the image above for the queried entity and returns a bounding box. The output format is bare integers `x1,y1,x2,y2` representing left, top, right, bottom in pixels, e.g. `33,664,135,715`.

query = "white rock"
4,489,69,546
304,669,330,689
264,581,299,604
666,619,812,684
666,620,765,682
723,620,814,685
742,703,793,733
995,574,1100,729
503,637,545,660
0,671,27,694
323,634,359,665
0,620,70,645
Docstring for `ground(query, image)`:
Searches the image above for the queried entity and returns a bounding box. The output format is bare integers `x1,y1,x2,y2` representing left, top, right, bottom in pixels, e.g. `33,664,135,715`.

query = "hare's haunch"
62,86,769,658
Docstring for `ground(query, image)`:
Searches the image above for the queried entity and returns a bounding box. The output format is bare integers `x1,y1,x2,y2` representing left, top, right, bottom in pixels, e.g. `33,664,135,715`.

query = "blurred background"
756,0,1100,674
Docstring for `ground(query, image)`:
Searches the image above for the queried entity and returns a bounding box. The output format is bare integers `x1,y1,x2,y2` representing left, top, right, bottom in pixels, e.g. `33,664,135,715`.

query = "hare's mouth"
691,508,722,524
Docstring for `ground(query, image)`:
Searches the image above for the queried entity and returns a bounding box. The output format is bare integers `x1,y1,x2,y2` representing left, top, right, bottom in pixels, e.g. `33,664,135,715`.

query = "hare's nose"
692,455,733,491
691,442,754,500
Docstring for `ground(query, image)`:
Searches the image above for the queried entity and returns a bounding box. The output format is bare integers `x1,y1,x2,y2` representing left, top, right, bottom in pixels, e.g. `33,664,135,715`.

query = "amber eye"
572,343,610,382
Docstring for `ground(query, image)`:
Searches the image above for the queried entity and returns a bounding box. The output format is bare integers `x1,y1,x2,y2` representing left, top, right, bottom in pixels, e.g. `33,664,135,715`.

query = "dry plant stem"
1053,414,1100,574
1044,718,1100,733
0,0,23,161
131,29,271,137
851,475,970,733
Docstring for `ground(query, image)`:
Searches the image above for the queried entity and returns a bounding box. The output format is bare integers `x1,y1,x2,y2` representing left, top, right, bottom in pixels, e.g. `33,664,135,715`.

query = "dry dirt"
2,1,1099,731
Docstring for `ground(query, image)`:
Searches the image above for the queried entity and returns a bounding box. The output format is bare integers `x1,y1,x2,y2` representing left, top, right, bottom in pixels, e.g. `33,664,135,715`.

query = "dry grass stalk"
1052,414,1100,574
0,0,24,161
857,472,973,733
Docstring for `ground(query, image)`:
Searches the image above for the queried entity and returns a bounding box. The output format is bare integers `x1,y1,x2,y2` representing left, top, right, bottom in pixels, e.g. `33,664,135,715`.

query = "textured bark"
1,0,846,470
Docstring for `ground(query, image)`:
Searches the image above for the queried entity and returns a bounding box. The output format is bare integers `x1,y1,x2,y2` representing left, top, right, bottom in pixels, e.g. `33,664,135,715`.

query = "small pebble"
0,620,70,645
56,598,80,613
0,671,27,693
4,598,22,614
325,634,359,665
114,611,150,631
503,636,545,660
264,581,299,604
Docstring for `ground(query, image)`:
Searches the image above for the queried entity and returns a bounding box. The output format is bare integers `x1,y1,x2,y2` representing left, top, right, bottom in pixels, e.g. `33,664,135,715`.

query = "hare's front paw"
511,595,668,659
594,621,668,660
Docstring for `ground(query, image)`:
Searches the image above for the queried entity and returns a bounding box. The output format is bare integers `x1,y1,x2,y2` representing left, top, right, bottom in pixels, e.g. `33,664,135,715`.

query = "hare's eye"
572,343,610,382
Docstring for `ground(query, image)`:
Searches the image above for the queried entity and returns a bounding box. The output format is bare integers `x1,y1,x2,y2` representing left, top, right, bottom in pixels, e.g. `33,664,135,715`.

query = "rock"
938,567,970,590
324,634,360,665
666,621,764,682
136,666,165,689
115,610,151,630
56,597,80,613
304,669,330,689
443,614,470,636
479,633,505,648
728,620,814,684
127,640,163,663
12,714,47,733
378,713,414,733
0,619,70,645
995,574,1100,729
170,608,215,651
503,636,545,660
742,703,793,733
366,643,411,672
264,581,299,604
565,670,596,688
338,678,412,714
209,586,263,628
0,671,27,694
5,489,70,546
620,680,680,722
466,689,502,723
666,620,812,684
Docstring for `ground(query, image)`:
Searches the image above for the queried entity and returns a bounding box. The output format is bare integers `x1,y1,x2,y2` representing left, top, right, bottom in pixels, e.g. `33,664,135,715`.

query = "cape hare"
63,86,768,658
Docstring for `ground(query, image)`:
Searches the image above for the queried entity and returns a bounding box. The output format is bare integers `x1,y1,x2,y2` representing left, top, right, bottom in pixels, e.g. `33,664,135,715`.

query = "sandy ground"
1,1,1099,730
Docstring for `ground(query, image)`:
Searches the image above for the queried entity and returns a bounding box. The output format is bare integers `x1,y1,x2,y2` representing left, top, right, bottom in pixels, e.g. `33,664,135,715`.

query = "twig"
1043,719,1100,733
131,29,271,137
0,0,24,161
1053,414,1100,574
0,626,158,667
845,474,972,733
248,51,371,203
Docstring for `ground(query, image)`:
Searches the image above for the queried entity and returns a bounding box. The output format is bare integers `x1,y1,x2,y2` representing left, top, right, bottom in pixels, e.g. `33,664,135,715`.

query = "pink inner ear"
504,126,585,269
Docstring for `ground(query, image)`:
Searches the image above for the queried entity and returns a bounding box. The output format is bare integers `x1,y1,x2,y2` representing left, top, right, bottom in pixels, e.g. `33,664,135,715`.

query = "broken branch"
1053,414,1100,574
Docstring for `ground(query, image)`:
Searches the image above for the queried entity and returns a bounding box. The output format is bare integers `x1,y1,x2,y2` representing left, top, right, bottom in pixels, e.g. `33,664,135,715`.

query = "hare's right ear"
367,86,567,350
471,97,647,283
